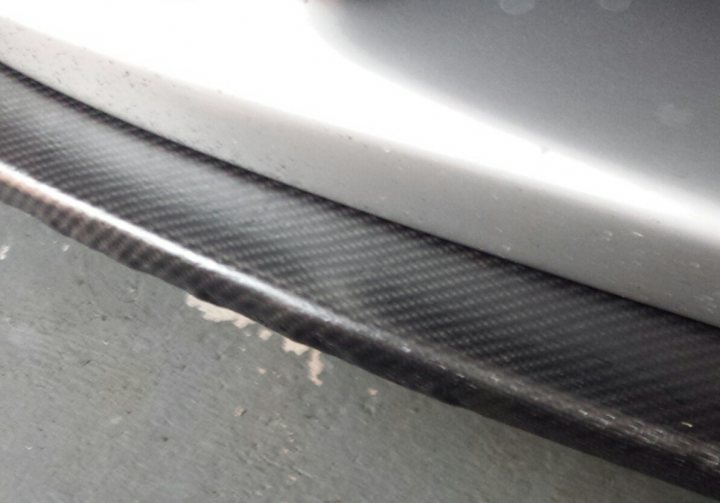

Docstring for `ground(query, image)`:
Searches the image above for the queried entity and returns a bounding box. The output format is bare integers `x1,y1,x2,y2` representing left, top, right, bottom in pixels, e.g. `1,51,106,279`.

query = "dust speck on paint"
0,245,10,261
234,406,246,417
368,388,379,396
257,367,267,375
185,294,254,329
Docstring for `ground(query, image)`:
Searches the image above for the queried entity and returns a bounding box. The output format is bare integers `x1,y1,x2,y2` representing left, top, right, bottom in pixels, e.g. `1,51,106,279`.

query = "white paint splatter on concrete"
368,388,379,396
0,245,10,261
257,367,267,375
233,406,246,417
61,244,70,252
281,339,325,386
307,349,324,386
282,338,310,356
185,294,254,329
186,294,325,386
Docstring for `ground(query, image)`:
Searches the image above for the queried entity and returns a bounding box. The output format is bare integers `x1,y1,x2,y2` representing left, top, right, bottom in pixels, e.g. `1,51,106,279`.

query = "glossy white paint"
1,0,720,326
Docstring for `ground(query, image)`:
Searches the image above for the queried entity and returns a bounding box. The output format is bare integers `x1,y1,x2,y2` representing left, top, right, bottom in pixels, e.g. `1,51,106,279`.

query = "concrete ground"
0,201,712,503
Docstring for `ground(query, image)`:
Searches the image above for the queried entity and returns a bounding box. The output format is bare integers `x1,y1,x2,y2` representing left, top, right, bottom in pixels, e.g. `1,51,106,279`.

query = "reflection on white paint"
498,0,537,16
3,0,719,241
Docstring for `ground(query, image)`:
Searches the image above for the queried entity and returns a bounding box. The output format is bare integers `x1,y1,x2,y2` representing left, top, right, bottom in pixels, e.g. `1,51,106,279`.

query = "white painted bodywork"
2,1,720,326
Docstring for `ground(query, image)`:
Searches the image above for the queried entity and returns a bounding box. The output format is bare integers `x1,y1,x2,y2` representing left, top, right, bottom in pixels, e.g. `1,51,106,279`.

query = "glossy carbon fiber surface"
1,63,720,498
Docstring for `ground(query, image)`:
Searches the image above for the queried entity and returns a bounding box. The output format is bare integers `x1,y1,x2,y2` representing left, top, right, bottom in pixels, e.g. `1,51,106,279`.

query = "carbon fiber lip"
2,62,720,498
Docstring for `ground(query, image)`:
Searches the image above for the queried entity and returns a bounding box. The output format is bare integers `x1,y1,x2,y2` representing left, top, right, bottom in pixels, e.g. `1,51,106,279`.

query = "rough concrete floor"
0,202,713,503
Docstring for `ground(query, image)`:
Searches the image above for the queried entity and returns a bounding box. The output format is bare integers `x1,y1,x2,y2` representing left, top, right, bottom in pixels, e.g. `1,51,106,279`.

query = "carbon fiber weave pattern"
1,63,720,497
